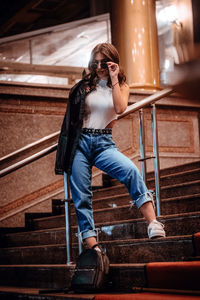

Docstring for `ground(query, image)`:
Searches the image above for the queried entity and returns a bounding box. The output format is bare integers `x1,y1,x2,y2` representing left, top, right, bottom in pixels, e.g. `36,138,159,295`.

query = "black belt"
81,128,112,135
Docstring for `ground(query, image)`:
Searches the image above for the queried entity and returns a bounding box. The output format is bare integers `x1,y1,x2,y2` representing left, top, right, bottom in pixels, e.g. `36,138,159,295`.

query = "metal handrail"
0,144,57,178
118,87,174,216
0,131,60,177
117,87,173,119
0,131,60,163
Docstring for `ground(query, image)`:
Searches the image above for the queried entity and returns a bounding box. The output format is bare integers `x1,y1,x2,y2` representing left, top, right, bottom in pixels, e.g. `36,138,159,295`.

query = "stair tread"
0,264,75,268
3,211,200,236
162,193,200,201
97,234,193,245
109,167,200,184
161,179,200,190
0,263,145,268
93,178,200,195
92,191,200,203
0,286,95,299
0,234,193,250
1,261,199,295
148,167,200,181
53,191,200,207
28,197,200,222
1,287,200,300
92,211,200,228
148,160,200,175
1,261,199,268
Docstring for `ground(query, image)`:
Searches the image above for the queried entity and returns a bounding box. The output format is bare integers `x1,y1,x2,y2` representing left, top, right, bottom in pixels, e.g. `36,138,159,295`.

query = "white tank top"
83,79,117,129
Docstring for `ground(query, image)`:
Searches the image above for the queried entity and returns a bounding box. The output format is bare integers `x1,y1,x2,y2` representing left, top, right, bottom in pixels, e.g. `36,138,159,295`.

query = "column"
111,0,160,90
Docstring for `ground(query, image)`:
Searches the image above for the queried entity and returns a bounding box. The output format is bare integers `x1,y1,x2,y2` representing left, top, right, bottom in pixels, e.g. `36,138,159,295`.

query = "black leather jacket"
55,79,91,175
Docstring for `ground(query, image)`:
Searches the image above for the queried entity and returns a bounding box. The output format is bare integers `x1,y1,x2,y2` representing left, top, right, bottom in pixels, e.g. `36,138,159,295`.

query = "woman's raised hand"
107,62,119,79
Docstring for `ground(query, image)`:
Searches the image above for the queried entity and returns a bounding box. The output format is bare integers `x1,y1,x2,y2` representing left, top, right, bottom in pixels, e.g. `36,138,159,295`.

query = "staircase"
0,160,200,299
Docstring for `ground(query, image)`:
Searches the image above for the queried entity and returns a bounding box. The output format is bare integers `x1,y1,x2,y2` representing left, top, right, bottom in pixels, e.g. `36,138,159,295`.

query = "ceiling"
0,0,199,42
0,0,110,39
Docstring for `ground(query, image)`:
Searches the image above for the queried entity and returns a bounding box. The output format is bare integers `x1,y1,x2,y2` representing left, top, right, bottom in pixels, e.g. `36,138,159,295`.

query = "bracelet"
112,81,119,89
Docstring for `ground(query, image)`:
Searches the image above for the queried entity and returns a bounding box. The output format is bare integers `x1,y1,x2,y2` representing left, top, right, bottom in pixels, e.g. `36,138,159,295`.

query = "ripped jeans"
69,132,153,241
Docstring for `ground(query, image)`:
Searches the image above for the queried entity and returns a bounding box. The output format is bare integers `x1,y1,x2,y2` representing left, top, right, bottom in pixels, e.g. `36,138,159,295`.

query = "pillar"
111,0,160,90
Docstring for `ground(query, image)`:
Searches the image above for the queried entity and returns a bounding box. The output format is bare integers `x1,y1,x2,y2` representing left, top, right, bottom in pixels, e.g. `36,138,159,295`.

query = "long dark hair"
83,43,126,88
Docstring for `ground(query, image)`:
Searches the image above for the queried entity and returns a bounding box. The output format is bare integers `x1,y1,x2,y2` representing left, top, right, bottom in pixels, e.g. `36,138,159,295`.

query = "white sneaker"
148,220,166,239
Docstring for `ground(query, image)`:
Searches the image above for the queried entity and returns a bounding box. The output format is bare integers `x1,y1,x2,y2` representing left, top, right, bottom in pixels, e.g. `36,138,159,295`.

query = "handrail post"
138,109,147,184
151,104,161,216
64,172,73,265
77,226,83,254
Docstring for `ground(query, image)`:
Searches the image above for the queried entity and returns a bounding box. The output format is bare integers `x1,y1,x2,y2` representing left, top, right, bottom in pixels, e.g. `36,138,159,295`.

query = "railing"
0,87,174,264
0,131,60,177
0,61,84,85
118,87,173,216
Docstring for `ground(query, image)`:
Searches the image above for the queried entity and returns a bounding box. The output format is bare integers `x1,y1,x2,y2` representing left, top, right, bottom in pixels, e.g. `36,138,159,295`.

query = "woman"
55,43,166,252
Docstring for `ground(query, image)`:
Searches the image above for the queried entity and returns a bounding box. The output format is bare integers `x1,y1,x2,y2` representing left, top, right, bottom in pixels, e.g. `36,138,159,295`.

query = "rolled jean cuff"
134,191,155,209
81,229,97,240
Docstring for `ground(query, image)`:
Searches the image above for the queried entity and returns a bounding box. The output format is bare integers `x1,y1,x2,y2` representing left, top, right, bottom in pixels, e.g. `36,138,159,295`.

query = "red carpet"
193,232,200,256
94,293,200,300
146,261,200,290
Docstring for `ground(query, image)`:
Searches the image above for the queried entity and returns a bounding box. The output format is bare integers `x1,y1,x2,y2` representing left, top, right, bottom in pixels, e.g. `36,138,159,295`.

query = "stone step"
149,160,200,177
0,235,195,265
160,194,200,215
160,180,200,199
25,212,56,228
92,179,200,201
51,178,200,218
1,212,200,248
104,168,200,189
25,193,200,231
0,264,75,290
52,193,131,215
0,263,146,291
102,235,195,264
24,205,143,231
0,287,95,300
147,168,200,189
0,288,93,300
92,185,128,200
52,190,200,217
85,211,200,242
102,161,200,187
0,261,199,295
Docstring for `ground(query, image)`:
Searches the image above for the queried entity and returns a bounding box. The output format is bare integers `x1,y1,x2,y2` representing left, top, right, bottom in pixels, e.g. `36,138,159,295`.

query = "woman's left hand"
107,62,119,79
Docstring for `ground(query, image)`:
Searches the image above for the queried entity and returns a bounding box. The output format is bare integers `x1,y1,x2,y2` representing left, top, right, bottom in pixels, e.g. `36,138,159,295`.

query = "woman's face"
93,52,109,80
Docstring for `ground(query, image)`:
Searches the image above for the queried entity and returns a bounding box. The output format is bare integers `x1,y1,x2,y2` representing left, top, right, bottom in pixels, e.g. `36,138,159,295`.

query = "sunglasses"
91,59,109,70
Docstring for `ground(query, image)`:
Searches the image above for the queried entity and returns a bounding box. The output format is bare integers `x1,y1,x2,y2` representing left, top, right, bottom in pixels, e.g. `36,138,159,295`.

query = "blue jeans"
69,132,153,240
